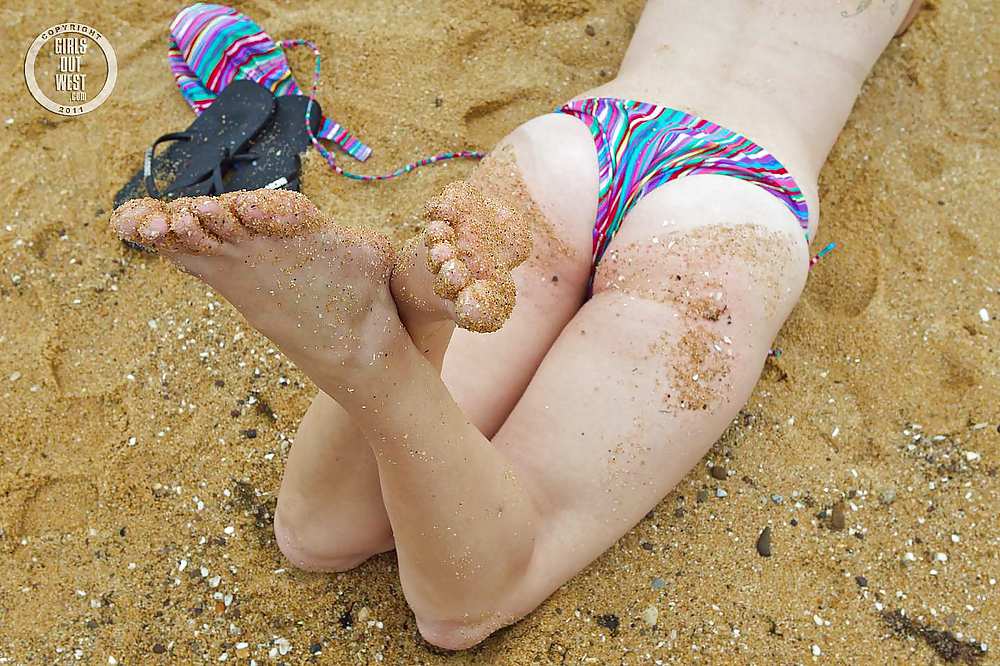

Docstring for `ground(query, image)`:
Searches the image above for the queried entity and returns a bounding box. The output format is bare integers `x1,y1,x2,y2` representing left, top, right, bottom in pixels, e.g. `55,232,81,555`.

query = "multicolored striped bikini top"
168,2,372,162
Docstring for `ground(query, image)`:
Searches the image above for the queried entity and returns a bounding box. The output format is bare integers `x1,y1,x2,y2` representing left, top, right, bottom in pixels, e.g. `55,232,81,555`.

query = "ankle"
390,236,457,364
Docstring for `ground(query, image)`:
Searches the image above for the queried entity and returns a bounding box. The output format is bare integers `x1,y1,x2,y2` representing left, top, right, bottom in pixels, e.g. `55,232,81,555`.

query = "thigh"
489,176,810,608
442,114,599,437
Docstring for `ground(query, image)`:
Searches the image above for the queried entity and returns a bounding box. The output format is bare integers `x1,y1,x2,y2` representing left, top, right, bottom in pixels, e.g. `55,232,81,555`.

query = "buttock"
553,97,811,295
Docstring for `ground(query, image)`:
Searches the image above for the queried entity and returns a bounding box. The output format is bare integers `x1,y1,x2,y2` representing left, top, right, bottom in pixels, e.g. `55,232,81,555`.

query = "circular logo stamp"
24,22,118,116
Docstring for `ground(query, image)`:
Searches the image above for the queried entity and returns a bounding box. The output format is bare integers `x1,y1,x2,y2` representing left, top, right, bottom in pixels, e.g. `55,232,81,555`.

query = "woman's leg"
271,0,925,574
109,0,922,647
272,114,601,568
273,393,394,571
110,177,806,649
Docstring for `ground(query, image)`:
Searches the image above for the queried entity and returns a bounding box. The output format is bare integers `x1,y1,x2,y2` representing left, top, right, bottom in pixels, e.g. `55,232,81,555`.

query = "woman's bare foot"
110,190,404,392
390,181,532,339
109,186,534,573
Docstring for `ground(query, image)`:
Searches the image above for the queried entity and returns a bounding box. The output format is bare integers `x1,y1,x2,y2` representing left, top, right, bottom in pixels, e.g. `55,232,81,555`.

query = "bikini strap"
280,39,485,182
167,3,372,162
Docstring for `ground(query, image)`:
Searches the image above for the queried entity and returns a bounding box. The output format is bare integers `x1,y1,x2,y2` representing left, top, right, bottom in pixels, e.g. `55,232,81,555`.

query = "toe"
220,189,324,236
166,201,223,255
454,277,517,333
138,211,171,246
423,220,455,247
433,258,472,299
110,198,167,246
426,242,457,272
189,196,246,241
109,201,144,242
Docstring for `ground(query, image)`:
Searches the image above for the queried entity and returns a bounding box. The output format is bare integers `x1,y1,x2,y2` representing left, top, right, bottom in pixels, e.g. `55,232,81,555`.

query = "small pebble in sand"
642,605,659,627
651,577,666,590
771,494,784,504
811,644,822,657
8,371,20,382
710,465,728,480
756,527,772,557
979,308,990,322
274,637,291,656
715,488,728,498
855,575,868,588
830,502,846,531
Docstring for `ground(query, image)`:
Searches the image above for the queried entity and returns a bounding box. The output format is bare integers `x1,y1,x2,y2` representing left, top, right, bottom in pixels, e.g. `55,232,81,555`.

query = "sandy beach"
0,0,997,663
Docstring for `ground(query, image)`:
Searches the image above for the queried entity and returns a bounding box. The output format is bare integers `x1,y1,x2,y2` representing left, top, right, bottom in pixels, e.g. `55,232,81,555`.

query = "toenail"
113,214,140,237
195,200,223,216
140,215,169,240
427,242,456,271
172,211,198,235
435,258,472,297
424,221,454,246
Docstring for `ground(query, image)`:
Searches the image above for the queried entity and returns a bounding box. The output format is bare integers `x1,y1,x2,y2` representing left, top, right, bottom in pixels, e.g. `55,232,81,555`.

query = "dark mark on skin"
841,0,899,18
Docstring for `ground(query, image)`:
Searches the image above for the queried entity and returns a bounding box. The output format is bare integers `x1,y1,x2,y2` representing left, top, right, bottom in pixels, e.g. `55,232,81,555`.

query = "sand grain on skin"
422,180,530,332
467,144,578,268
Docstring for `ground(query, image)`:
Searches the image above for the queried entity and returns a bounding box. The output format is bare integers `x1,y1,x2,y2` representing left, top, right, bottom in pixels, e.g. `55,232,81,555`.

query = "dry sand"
0,0,997,663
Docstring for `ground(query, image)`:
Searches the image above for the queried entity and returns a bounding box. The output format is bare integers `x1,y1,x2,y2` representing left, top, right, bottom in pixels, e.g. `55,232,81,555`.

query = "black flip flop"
113,80,275,208
222,95,323,193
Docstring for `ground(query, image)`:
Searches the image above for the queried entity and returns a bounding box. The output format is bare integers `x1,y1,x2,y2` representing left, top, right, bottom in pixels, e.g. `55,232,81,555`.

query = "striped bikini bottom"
556,98,810,292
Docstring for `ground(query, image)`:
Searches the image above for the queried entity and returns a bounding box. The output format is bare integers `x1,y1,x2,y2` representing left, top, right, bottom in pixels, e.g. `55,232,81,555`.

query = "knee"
415,614,515,651
273,507,393,573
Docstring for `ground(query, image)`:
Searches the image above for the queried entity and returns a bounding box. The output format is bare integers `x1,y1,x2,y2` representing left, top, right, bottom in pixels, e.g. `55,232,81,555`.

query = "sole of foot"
110,190,403,380
391,181,532,335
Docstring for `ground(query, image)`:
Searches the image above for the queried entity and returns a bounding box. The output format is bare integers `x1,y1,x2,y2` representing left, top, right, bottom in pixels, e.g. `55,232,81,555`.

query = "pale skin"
112,0,922,649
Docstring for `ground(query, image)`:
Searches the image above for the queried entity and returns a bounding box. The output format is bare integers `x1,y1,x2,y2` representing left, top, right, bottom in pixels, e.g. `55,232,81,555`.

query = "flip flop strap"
144,132,192,198
201,150,258,196
145,133,258,199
